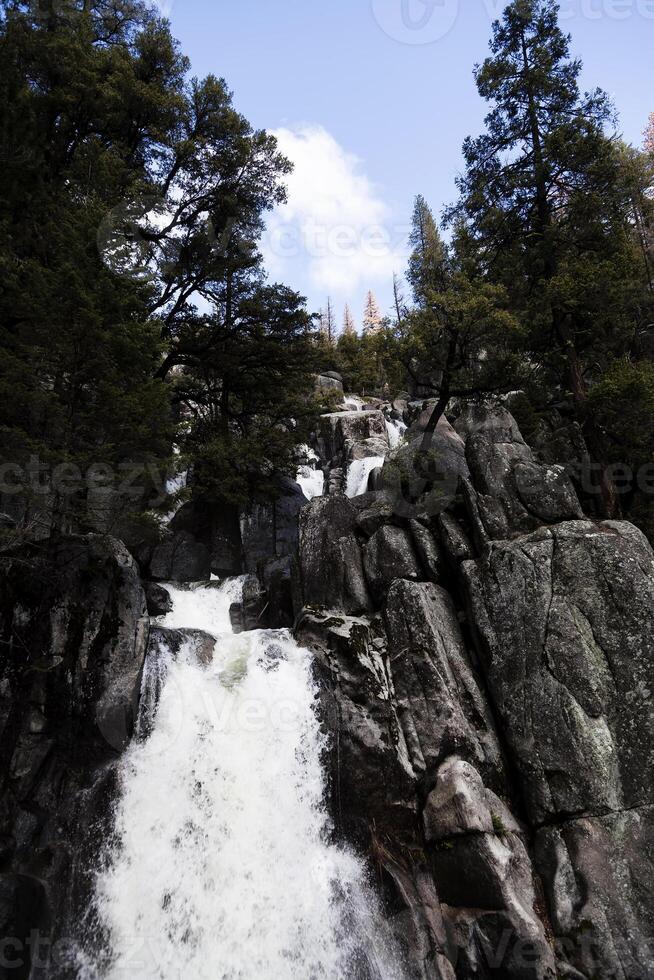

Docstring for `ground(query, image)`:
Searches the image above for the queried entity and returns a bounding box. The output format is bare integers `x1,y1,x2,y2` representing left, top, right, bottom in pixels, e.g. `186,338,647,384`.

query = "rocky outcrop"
318,410,390,472
463,518,654,977
458,404,583,540
294,399,654,979
0,535,148,969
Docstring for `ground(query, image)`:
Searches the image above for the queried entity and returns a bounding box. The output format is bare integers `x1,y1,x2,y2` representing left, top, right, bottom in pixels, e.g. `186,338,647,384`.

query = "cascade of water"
81,579,405,980
345,456,386,498
296,446,325,501
385,418,407,451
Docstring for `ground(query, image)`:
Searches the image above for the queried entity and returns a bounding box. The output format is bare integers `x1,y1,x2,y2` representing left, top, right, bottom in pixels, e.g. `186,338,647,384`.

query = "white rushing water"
385,418,407,451
296,446,325,501
83,579,404,980
345,456,386,498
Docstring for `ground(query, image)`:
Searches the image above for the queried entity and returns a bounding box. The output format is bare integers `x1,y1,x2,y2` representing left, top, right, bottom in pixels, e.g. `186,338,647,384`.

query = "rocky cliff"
293,399,654,979
1,397,654,979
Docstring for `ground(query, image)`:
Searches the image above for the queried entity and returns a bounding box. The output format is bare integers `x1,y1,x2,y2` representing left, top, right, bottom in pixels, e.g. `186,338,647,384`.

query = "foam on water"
82,579,405,980
345,456,386,498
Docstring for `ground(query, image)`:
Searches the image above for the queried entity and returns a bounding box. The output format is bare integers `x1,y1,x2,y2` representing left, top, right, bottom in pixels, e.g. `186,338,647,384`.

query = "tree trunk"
420,389,450,453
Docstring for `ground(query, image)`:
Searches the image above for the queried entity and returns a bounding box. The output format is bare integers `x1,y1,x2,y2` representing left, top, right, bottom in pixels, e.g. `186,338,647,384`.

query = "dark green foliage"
445,0,654,520
0,0,317,531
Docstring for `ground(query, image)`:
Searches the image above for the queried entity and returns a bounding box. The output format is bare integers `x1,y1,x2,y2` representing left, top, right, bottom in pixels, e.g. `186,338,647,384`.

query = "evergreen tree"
0,0,179,530
448,0,646,515
645,113,654,156
343,304,357,336
362,290,383,335
402,224,525,450
407,195,447,304
0,0,317,533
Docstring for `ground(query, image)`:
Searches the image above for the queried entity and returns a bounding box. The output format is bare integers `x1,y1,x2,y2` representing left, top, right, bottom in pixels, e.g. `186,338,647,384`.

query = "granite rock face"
293,401,654,979
0,535,149,971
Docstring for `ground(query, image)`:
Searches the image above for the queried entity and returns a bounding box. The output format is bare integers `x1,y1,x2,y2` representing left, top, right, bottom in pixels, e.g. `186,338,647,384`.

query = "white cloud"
263,125,408,306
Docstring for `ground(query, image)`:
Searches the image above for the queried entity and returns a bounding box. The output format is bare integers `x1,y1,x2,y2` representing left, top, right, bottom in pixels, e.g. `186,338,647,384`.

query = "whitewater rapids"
81,579,405,980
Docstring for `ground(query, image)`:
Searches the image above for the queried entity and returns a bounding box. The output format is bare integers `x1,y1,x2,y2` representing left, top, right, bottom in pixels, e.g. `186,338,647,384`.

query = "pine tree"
319,298,336,345
407,196,447,304
448,0,644,516
343,304,357,336
645,113,654,156
392,273,408,328
362,291,383,335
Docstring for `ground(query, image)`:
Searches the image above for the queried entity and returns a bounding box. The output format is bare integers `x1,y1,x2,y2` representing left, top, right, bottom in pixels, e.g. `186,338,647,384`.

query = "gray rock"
463,520,654,823
536,806,654,980
147,625,216,666
240,478,305,572
0,534,149,964
423,758,494,841
463,406,583,540
363,526,421,602
409,520,444,583
170,498,241,577
296,496,372,614
356,495,397,538
149,529,211,582
384,581,504,782
260,556,294,629
436,512,473,564
144,581,173,617
229,575,268,633
319,410,389,463
434,832,557,978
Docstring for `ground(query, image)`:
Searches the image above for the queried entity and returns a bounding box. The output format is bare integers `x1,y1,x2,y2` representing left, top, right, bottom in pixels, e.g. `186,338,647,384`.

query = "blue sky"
162,0,653,332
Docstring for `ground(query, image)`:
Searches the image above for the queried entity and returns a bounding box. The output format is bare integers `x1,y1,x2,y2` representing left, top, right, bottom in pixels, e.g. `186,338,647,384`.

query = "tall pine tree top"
407,195,446,305
362,290,382,335
343,304,356,336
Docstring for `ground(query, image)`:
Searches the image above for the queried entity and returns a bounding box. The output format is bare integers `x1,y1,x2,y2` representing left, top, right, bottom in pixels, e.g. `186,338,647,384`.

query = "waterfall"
385,418,407,451
81,579,405,980
345,456,385,498
296,446,325,501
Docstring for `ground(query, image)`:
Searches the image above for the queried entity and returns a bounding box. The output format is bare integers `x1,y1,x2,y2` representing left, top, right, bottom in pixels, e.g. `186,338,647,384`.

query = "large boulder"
240,478,305,573
169,498,241,578
149,529,211,582
384,581,504,783
460,405,582,540
363,526,421,603
318,410,389,463
295,496,372,614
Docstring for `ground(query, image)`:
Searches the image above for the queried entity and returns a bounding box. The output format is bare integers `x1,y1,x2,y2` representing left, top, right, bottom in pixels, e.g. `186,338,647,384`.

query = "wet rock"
144,581,173,617
319,411,389,463
0,535,148,969
229,575,268,633
148,625,216,666
260,556,294,629
0,873,50,980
